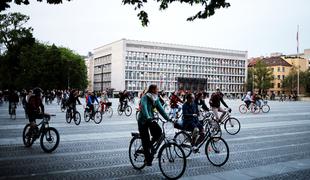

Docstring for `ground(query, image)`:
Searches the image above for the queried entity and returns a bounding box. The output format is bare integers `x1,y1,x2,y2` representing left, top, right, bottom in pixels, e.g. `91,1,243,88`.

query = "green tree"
0,0,230,27
283,67,310,95
246,60,273,95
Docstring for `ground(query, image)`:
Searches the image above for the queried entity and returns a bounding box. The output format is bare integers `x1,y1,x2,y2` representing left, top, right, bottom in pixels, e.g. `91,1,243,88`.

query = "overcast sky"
6,0,310,58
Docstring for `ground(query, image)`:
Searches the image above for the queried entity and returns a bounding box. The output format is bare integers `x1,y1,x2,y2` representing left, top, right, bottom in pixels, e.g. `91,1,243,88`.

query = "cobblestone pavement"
0,99,310,180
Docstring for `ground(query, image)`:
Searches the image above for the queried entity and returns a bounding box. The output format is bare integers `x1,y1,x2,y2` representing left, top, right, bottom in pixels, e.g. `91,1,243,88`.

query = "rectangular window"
282,75,285,80
278,67,280,72
278,83,281,88
282,67,285,72
277,75,281,80
271,83,274,88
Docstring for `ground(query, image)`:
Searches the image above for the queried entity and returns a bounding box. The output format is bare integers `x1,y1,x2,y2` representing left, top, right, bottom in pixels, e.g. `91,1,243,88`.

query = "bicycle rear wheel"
84,110,91,122
173,131,192,158
22,124,35,147
65,111,71,123
251,104,260,114
239,104,247,114
205,137,229,166
224,117,240,135
106,107,113,117
94,111,102,124
125,106,132,116
158,142,186,179
129,136,146,170
40,127,60,153
261,104,270,113
74,112,81,125
117,105,123,116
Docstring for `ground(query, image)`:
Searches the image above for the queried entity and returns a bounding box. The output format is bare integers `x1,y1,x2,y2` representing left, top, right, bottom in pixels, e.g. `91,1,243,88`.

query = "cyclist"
194,92,209,112
27,87,44,136
100,91,109,112
183,93,205,148
67,89,82,116
252,92,262,107
209,87,230,122
8,90,19,116
138,84,170,166
87,92,99,119
169,91,183,119
119,90,129,111
243,91,252,108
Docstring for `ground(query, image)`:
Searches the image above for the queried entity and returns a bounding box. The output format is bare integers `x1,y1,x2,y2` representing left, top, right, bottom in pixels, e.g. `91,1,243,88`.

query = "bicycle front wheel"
205,137,229,167
74,112,81,125
129,136,146,170
158,142,186,180
251,104,260,114
117,105,123,116
84,110,90,122
261,104,270,113
40,127,60,153
125,106,132,116
224,117,240,135
106,107,113,117
94,111,102,124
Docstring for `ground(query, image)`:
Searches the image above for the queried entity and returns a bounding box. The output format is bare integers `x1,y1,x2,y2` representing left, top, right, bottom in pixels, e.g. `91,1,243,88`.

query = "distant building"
92,39,248,96
287,49,310,68
248,56,292,96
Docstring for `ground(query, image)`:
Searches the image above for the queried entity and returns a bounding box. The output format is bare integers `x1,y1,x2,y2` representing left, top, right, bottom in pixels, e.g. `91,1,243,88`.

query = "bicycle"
22,113,60,153
118,101,132,116
129,117,187,179
239,102,260,114
84,104,102,124
99,101,113,118
60,99,67,112
66,106,81,125
174,118,229,166
10,102,17,120
218,108,241,135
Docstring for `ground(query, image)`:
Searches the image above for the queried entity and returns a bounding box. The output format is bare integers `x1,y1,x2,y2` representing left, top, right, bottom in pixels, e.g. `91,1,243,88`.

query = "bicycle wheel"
205,137,229,167
40,127,60,153
251,104,260,114
224,117,240,135
117,105,123,116
61,106,66,112
22,124,35,147
125,106,132,116
65,111,71,123
106,107,113,117
239,104,247,114
129,136,146,170
173,131,192,158
158,142,186,180
74,112,81,125
94,111,102,124
84,110,91,122
261,104,270,113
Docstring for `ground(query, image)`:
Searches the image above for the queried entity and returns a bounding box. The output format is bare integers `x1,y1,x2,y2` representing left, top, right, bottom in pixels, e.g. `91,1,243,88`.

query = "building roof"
248,56,292,67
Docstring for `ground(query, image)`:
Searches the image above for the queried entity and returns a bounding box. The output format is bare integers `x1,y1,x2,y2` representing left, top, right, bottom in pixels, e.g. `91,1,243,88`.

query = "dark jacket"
182,102,199,124
209,92,228,108
194,98,209,111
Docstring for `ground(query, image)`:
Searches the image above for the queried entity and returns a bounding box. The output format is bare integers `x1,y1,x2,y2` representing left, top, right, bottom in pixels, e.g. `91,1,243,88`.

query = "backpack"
27,96,41,114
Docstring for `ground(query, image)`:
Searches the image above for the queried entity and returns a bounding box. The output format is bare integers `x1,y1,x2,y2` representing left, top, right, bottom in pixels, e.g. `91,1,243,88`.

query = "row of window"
273,75,286,80
126,51,245,67
271,67,286,72
124,80,243,92
94,54,112,66
94,73,111,82
93,82,111,91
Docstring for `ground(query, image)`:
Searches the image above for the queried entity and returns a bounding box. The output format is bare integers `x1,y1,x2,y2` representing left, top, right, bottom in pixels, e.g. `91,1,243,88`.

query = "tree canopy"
283,67,310,95
0,12,87,90
0,0,230,26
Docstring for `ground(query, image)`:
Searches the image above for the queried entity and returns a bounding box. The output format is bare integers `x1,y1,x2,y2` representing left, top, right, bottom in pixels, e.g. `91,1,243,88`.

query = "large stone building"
91,39,248,96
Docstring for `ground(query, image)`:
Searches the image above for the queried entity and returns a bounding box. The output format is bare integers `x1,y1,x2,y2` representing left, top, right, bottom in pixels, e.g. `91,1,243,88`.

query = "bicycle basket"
106,102,112,107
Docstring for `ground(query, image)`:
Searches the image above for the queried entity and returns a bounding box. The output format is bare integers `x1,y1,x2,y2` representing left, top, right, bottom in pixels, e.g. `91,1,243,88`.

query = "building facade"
92,39,248,96
85,54,94,92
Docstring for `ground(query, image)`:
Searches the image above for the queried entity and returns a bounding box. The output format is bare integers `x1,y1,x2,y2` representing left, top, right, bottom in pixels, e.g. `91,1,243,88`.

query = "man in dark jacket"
209,87,229,121
8,90,19,115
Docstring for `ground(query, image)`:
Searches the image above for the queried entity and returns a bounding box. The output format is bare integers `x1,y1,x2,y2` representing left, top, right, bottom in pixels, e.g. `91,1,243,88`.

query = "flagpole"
297,25,300,97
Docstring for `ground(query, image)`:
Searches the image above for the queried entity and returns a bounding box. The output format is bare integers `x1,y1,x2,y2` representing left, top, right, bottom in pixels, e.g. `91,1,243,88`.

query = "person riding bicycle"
26,87,44,136
138,84,170,166
119,90,129,111
243,91,252,108
183,93,205,148
87,92,99,119
209,87,230,122
8,90,19,115
170,91,183,119
67,89,81,115
194,92,209,112
100,91,109,112
252,92,262,107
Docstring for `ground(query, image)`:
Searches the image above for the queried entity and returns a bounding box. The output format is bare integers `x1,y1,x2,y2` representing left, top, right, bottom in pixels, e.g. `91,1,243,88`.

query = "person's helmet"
33,87,43,96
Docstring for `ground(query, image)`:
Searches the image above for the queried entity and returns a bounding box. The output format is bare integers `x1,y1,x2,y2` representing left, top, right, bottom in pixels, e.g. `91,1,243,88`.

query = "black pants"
138,120,162,163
